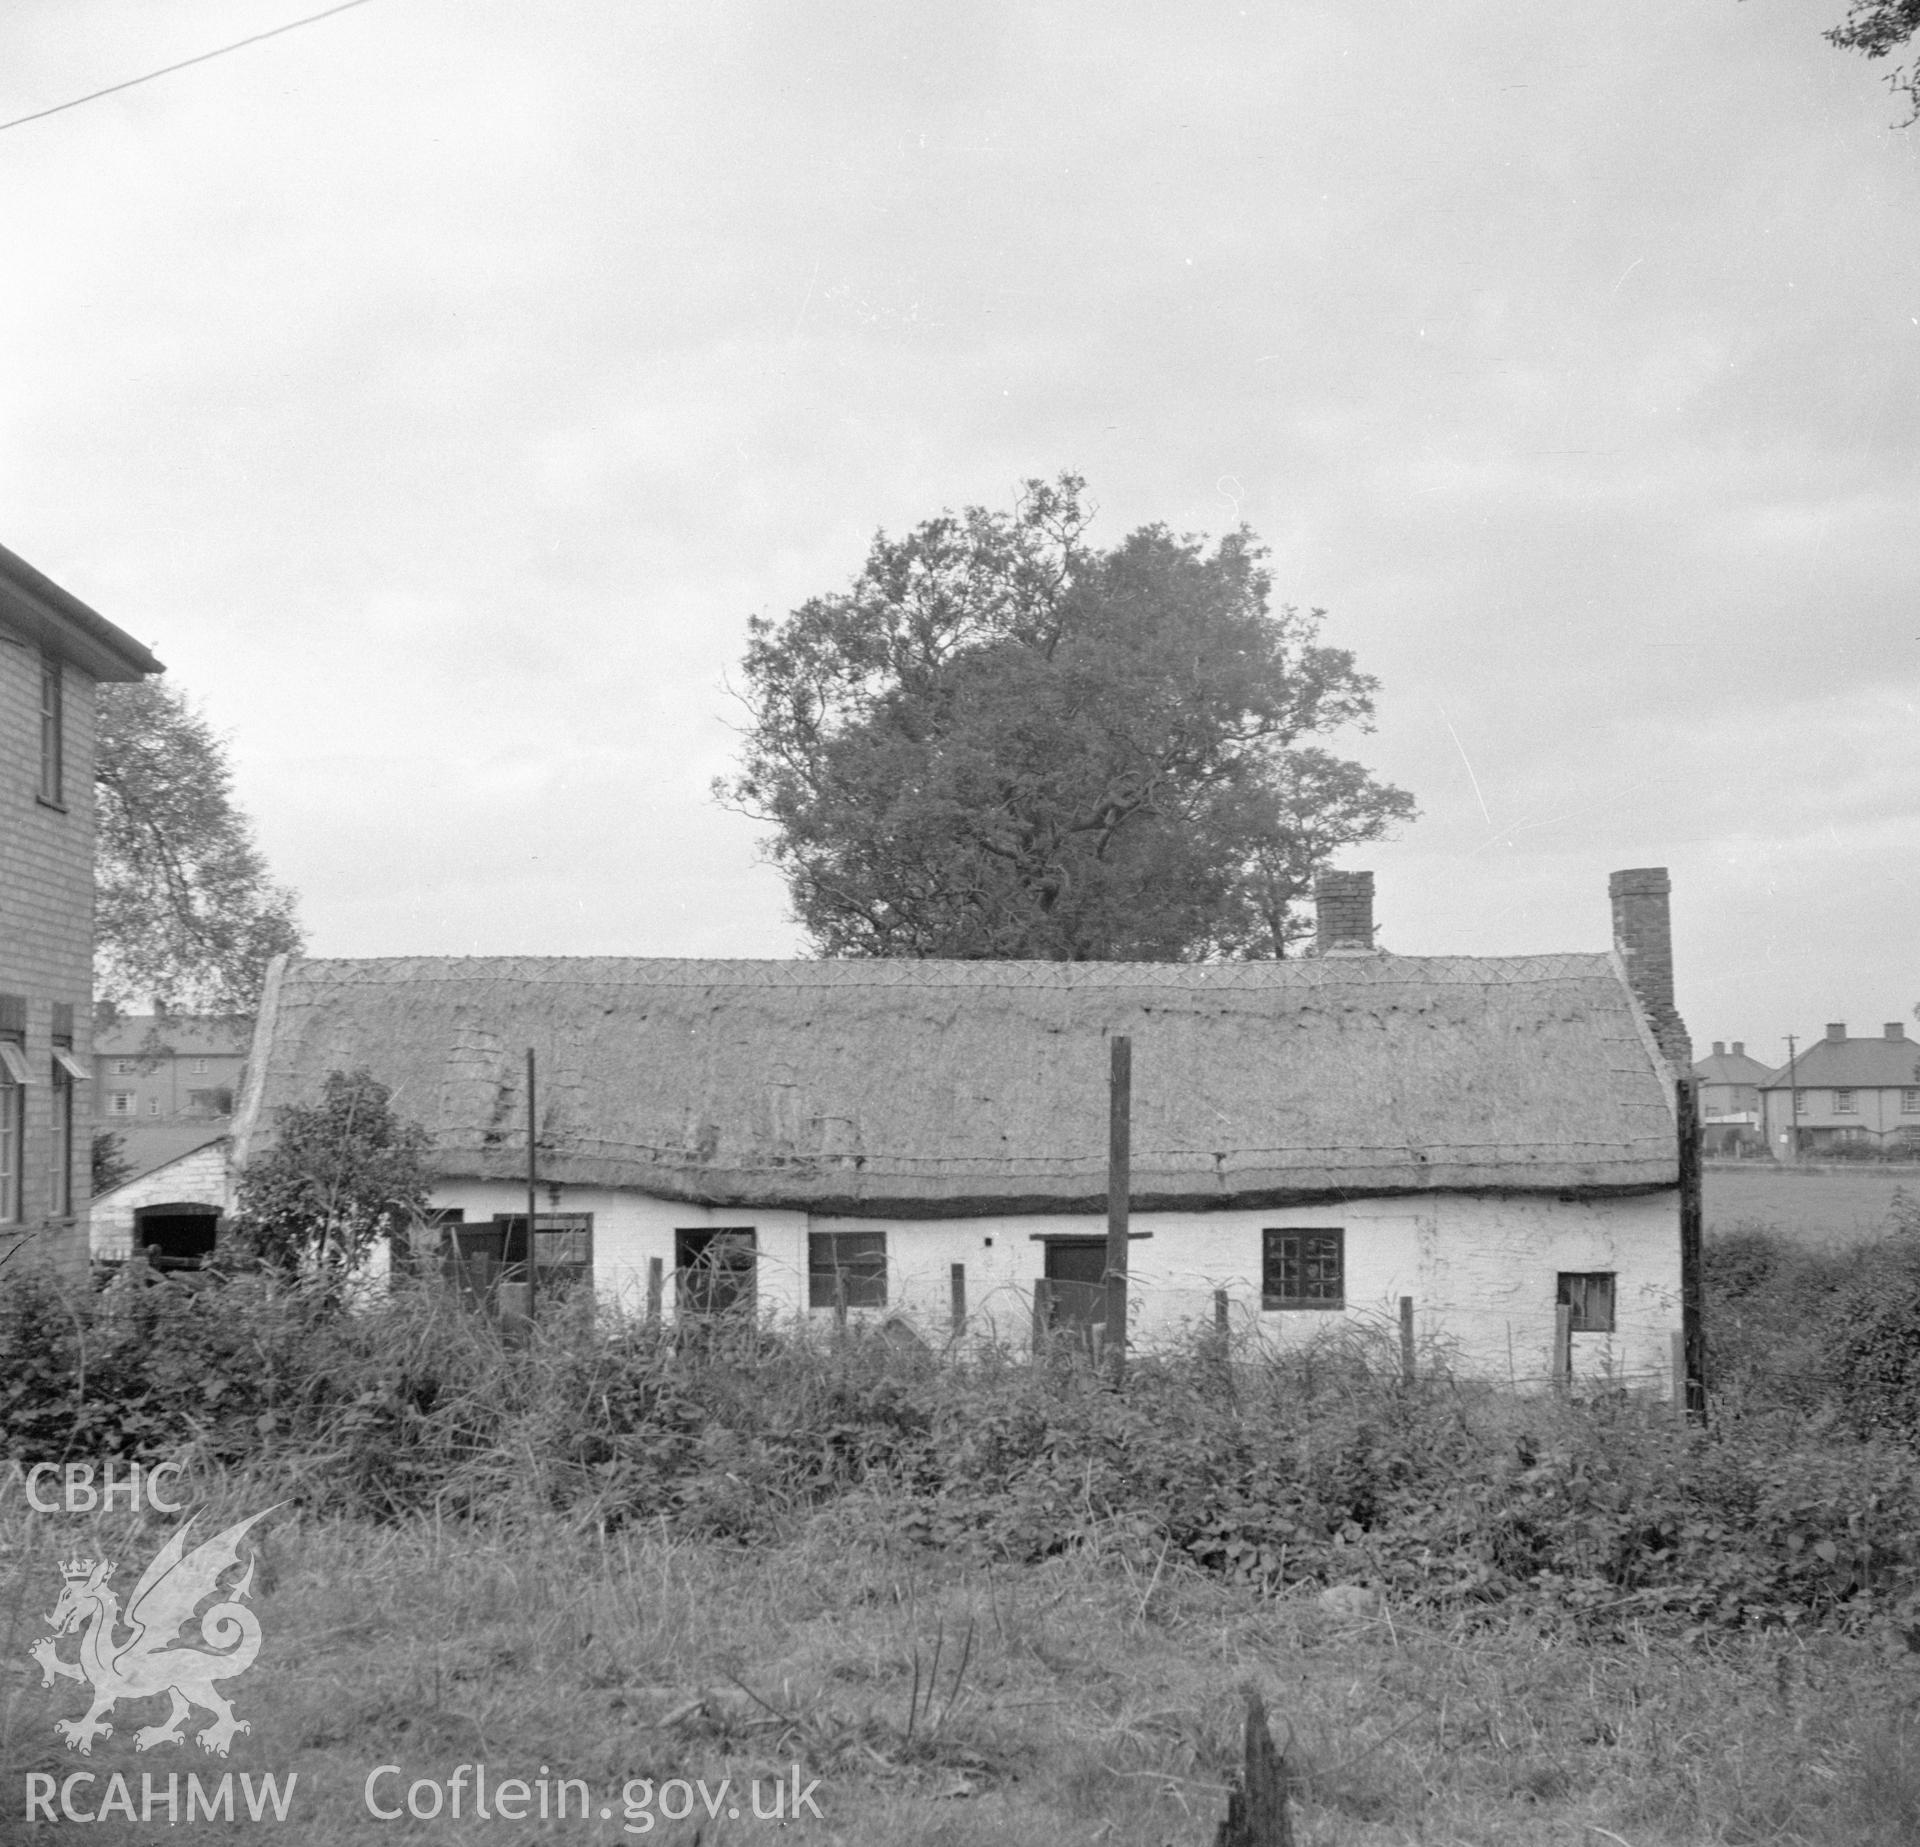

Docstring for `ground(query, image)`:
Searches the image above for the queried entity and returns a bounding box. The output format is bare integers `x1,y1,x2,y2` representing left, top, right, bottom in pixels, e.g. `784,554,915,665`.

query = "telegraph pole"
1785,1033,1799,1161
1105,1035,1131,1378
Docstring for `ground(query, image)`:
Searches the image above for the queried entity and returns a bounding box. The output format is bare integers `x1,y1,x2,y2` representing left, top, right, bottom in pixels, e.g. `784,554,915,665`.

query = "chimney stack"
1732,1041,1745,1056
1313,870,1376,955
1608,867,1691,1068
1826,1023,1847,1044
1885,1023,1905,1041
1711,1041,1725,1057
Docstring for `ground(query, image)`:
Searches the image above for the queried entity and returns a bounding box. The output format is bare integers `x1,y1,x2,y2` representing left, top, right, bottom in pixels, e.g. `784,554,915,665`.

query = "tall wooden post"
1106,1035,1131,1377
525,1048,538,1324
1398,1295,1415,1385
950,1263,967,1338
1677,1074,1706,1424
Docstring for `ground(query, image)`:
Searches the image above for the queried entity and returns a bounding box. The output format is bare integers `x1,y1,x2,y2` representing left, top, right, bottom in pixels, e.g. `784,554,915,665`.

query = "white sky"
4,1,1916,1068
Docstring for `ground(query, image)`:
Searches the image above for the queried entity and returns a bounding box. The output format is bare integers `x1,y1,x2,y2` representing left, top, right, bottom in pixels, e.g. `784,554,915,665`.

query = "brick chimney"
1885,1023,1905,1041
1732,1041,1745,1056
1608,867,1691,1068
1826,1023,1847,1044
1313,870,1376,955
1711,1041,1725,1056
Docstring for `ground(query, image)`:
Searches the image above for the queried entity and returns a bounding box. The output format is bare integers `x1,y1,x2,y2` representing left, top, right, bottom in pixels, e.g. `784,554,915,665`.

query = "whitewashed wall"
89,1138,232,1259
423,1179,1681,1392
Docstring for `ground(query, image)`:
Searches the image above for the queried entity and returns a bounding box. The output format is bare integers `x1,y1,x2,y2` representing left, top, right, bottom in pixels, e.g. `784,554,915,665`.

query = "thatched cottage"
230,867,1693,1388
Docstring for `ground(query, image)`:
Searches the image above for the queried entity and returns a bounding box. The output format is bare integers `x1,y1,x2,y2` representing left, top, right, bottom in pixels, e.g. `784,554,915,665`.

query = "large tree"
95,678,304,1018
719,476,1414,961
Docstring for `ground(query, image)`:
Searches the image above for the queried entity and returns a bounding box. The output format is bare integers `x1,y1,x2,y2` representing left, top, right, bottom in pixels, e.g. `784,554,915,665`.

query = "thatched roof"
232,953,1682,1214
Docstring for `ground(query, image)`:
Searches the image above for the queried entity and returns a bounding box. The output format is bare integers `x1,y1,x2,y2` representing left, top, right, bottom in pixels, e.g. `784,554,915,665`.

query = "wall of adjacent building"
0,633,97,1268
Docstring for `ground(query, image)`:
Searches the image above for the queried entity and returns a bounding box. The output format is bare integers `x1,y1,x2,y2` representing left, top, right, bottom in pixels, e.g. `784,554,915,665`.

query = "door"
1044,1238,1109,1341
676,1227,757,1317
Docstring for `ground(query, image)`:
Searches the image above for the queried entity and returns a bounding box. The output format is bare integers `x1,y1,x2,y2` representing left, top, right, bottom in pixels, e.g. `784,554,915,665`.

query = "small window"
1835,1089,1857,1114
146,1096,161,1116
1557,1272,1616,1333
191,1057,208,1075
808,1230,888,1309
1793,1092,1808,1114
107,1090,134,1116
1903,1090,1920,1115
1262,1228,1344,1310
113,1059,137,1076
38,653,64,805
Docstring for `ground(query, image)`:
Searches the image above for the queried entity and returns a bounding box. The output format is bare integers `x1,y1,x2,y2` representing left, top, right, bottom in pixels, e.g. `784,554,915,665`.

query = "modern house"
1758,1022,1920,1161
92,1013,248,1188
230,866,1695,1390
0,543,161,1271
1693,1040,1770,1156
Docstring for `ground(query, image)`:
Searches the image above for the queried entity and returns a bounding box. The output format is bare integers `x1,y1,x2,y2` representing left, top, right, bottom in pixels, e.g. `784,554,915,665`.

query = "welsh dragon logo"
30,1509,274,1757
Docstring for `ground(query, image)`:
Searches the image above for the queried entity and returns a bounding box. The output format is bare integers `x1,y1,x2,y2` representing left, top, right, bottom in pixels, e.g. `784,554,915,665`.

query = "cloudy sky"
4,0,1915,1066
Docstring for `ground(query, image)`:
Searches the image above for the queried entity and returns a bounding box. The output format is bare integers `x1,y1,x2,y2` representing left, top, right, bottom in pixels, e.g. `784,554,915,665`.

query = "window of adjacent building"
0,1035,26,1225
1262,1228,1345,1310
1835,1089,1857,1114
113,1059,136,1076
1793,1092,1808,1114
1557,1271,1616,1333
808,1230,888,1309
146,1096,161,1116
38,652,64,805
49,1059,74,1219
191,1057,208,1074
107,1090,134,1116
1903,1090,1920,1115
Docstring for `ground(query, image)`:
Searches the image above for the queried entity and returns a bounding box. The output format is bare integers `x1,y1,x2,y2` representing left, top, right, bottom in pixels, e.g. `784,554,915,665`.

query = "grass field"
1705,1165,1919,1246
6,1499,1919,1846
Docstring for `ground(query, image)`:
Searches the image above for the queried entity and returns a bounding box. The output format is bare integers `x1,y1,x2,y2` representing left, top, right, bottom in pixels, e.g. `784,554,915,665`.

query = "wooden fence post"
1677,1074,1708,1425
1552,1303,1573,1388
1671,1328,1686,1417
1032,1278,1052,1355
645,1257,663,1329
1105,1035,1131,1379
1214,1288,1230,1337
950,1263,967,1338
1398,1295,1415,1385
1214,1690,1293,1846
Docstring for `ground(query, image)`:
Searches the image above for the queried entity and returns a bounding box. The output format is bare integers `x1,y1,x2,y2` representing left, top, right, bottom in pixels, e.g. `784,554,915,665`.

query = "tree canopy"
233,1068,432,1274
719,476,1415,961
1824,2,1920,118
95,678,304,1019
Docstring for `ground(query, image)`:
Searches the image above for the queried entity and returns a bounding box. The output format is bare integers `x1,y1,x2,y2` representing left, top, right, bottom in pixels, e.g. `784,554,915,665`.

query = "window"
1262,1228,1344,1310
808,1231,888,1309
38,652,63,805
146,1096,161,1116
1835,1089,1857,1114
1903,1090,1920,1115
112,1059,136,1076
107,1090,134,1117
1793,1092,1808,1114
1557,1272,1616,1333
191,1058,208,1075
49,1050,83,1220
0,1057,21,1225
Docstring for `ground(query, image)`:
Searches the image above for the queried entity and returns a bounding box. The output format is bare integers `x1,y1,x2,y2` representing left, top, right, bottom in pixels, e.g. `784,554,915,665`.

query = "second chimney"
1826,1023,1847,1044
1609,866,1691,1069
1313,870,1375,955
1886,1023,1906,1041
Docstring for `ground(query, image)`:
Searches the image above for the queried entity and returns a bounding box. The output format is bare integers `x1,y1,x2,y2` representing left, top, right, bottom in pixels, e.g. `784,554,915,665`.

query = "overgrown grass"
3,1228,1919,1841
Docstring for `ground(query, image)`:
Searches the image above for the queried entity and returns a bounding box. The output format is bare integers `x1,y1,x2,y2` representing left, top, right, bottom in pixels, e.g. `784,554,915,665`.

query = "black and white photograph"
4,3,1919,1841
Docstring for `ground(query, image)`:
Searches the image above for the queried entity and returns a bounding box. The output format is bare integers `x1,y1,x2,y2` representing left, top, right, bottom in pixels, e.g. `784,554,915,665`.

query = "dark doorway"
676,1227,756,1317
132,1203,219,1270
1043,1238,1109,1340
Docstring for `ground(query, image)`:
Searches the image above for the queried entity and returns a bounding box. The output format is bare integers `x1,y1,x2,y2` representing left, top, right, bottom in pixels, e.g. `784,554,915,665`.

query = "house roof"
95,1016,252,1058
1694,1047,1771,1086
0,542,162,682
233,952,1682,1215
1760,1036,1920,1091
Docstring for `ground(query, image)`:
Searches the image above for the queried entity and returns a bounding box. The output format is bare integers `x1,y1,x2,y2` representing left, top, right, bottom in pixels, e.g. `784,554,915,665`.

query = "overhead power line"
0,0,377,136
